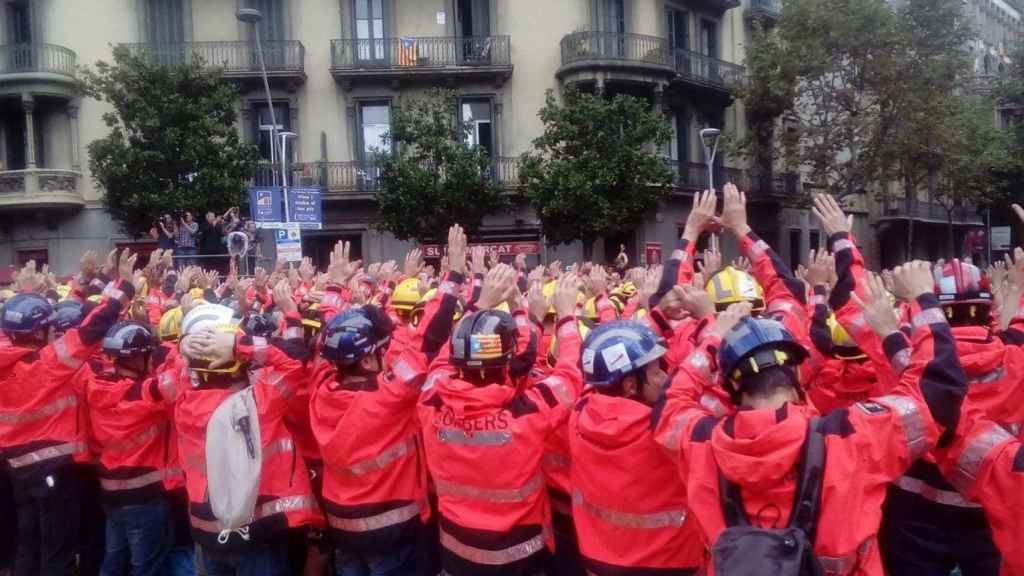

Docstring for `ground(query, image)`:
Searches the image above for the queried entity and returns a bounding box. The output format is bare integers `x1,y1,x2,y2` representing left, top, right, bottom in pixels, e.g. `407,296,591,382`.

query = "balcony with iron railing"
0,168,84,210
663,160,800,197
746,0,782,22
329,36,513,86
121,41,305,84
880,197,983,224
0,44,78,97
672,49,745,94
557,31,675,84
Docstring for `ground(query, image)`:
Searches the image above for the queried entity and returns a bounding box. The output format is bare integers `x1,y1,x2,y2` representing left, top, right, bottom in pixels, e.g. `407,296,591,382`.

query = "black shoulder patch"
574,396,590,413
1013,445,1024,473
507,393,540,418
691,415,719,442
534,382,559,409
855,401,890,416
819,408,855,438
421,392,444,409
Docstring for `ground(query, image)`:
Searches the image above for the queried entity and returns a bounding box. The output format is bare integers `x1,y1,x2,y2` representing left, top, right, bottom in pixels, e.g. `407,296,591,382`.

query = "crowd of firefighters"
3,184,1024,576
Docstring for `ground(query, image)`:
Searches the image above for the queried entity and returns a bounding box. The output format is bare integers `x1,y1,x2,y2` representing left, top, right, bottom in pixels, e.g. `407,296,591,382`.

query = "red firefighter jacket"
417,315,583,576
0,280,132,482
654,293,967,576
310,272,462,555
571,392,705,574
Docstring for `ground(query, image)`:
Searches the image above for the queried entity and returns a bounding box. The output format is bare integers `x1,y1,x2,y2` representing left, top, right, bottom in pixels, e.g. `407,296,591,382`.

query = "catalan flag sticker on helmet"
470,333,504,360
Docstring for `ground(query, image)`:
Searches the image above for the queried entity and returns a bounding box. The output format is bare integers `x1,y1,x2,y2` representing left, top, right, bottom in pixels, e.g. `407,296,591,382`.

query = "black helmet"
52,300,85,335
243,313,276,338
1,293,53,336
102,321,156,358
451,309,517,369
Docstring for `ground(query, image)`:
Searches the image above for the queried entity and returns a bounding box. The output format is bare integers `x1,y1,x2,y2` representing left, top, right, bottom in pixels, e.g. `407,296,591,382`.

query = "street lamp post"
237,8,278,186
279,131,297,223
700,128,721,192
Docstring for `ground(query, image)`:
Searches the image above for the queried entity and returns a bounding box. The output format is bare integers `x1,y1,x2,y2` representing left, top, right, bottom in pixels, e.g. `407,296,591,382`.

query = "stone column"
22,94,36,169
67,101,81,171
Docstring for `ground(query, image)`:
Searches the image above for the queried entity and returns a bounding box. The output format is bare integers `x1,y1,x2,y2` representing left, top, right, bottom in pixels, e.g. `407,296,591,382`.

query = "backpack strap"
787,417,826,543
717,416,826,532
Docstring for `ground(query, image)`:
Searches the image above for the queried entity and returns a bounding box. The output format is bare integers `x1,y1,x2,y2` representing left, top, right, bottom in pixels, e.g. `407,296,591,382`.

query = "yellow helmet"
611,282,638,300
547,321,591,367
188,287,204,301
87,294,103,304
411,289,464,327
392,278,421,313
827,314,867,360
706,266,765,312
542,281,557,317
56,285,72,301
302,303,323,332
159,307,184,341
180,304,242,373
136,277,148,299
0,289,14,302
583,297,599,322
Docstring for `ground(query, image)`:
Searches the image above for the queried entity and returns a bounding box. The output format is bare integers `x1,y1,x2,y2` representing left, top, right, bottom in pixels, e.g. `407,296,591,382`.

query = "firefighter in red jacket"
77,321,180,576
310,228,465,576
146,282,321,575
418,271,582,576
570,319,705,575
0,249,136,576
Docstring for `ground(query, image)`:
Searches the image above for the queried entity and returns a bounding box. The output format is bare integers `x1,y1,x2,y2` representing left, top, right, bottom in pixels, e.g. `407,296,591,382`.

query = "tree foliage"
519,87,672,248
374,88,508,243
82,45,258,238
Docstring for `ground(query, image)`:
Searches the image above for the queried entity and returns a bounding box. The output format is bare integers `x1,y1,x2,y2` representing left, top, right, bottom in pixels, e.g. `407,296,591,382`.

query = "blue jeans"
101,498,172,576
334,542,417,576
175,246,196,269
195,541,289,576
164,546,195,576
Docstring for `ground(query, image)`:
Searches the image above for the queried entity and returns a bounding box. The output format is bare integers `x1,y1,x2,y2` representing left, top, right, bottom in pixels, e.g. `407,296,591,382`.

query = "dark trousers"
77,464,106,576
195,539,290,576
880,485,1001,576
12,465,81,576
0,469,15,571
101,497,173,576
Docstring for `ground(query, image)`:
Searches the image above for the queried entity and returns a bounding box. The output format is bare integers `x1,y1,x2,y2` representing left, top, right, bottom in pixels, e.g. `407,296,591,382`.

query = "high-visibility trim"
438,280,457,296
688,351,713,380
890,348,911,374
434,474,544,504
542,453,569,470
343,435,417,476
911,308,947,330
537,377,573,405
440,528,546,566
8,441,85,468
661,409,703,451
265,370,292,400
875,395,929,460
811,294,827,307
53,338,84,370
768,300,806,320
190,494,318,533
831,238,855,253
671,249,688,262
0,394,78,425
572,490,686,529
968,368,1005,386
818,539,870,575
157,371,178,401
327,501,421,533
437,429,512,447
262,438,294,460
390,359,418,388
700,394,728,417
951,425,1014,494
282,327,302,340
749,240,769,260
894,476,980,508
557,322,579,339
252,337,269,366
99,467,179,492
101,421,169,453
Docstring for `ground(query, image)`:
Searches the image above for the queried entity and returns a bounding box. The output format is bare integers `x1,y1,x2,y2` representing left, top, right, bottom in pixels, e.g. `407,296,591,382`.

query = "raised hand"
254,266,269,291
889,260,935,303
804,249,835,287
698,234,722,276
515,253,527,271
327,241,359,285
117,249,138,282
551,273,581,319
683,189,718,243
404,248,423,278
377,260,398,285
16,260,39,293
732,256,752,273
273,279,298,315
101,248,118,278
527,265,545,286
470,246,488,275
527,281,549,323
676,285,715,319
811,193,852,237
710,302,753,339
721,183,750,237
299,257,316,282
448,224,468,276
851,273,901,338
589,264,608,297
81,250,99,280
637,266,661,308
477,264,519,310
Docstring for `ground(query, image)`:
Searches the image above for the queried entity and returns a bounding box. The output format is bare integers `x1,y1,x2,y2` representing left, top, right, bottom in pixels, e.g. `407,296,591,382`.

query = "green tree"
519,87,672,254
82,45,258,238
374,88,508,243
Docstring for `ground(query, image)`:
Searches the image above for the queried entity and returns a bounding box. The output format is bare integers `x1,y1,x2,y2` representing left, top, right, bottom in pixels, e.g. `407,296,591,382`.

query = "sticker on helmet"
601,342,632,373
470,334,503,359
581,348,596,373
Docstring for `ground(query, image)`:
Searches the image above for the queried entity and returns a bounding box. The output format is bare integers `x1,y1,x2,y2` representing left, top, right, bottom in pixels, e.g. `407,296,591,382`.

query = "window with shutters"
353,0,386,64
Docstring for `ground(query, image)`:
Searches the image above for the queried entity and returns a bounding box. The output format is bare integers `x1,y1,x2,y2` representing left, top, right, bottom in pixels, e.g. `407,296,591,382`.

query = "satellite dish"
227,231,250,258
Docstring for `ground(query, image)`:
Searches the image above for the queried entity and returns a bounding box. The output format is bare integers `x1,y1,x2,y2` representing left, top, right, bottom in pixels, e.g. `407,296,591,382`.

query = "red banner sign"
645,242,663,266
422,242,541,259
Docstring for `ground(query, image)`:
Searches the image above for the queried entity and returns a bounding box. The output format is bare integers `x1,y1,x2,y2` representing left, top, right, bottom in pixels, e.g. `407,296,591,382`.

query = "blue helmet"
52,300,85,335
321,305,393,366
580,320,667,388
719,316,807,385
1,293,54,336
102,321,156,358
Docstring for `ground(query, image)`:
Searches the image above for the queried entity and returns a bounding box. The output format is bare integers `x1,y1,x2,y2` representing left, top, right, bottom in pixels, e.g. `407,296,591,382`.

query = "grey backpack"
205,386,262,544
711,418,826,576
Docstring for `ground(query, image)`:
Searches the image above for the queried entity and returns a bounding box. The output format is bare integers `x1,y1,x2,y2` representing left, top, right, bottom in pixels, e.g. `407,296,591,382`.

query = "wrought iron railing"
122,41,304,73
748,0,782,17
882,197,982,222
0,44,77,77
330,36,511,70
673,49,745,89
560,31,672,68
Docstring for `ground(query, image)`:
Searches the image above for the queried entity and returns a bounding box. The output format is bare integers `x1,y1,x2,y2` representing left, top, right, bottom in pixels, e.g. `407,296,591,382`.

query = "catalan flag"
470,334,503,360
398,37,417,67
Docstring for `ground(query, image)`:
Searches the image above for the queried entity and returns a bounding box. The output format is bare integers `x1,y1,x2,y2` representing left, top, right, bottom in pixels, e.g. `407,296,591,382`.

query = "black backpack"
711,418,826,576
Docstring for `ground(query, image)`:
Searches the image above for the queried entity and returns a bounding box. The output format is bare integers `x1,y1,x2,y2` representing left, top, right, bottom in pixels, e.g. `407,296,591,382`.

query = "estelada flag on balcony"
398,37,417,67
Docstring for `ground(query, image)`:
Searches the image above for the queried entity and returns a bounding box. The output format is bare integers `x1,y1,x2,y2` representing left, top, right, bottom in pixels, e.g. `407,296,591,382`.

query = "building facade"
0,0,825,274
